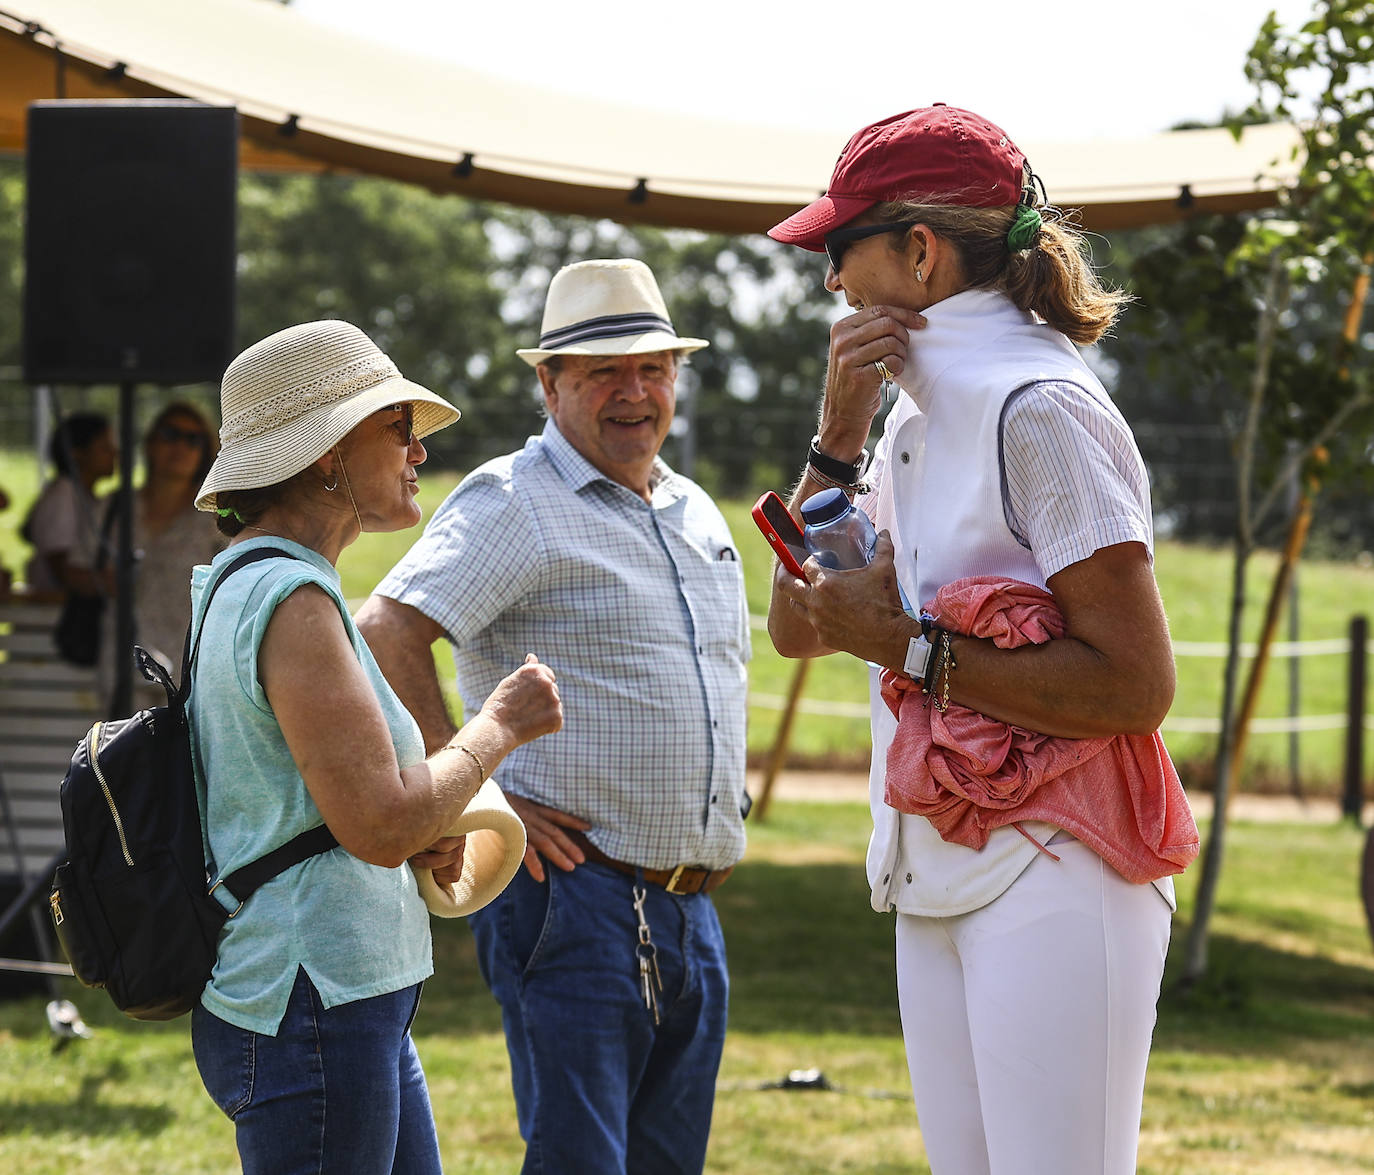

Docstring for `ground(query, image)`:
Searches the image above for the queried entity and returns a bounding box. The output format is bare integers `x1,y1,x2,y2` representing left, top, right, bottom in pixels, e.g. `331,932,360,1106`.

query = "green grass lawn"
2,805,1373,1173
3,448,1371,788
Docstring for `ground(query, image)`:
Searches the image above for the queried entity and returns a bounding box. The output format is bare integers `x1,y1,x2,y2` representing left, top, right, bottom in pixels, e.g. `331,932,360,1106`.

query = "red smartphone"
751,491,808,577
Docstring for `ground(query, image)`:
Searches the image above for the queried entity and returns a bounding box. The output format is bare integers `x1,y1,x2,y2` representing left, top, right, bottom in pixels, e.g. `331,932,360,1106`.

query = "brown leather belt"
569,831,733,895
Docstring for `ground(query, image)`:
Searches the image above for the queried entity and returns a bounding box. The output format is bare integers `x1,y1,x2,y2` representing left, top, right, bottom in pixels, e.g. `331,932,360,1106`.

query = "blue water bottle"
799,488,877,569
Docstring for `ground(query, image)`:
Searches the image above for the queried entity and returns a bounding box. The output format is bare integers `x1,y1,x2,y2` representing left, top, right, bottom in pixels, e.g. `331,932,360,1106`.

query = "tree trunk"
1178,251,1288,991
1180,539,1250,988
1225,477,1317,783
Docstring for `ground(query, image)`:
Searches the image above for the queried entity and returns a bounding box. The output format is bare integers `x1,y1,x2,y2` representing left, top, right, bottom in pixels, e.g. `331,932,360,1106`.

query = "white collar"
895,289,1038,411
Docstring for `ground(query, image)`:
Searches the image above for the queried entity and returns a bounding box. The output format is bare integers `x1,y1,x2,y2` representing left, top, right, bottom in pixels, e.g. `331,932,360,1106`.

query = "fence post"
1342,615,1368,821
753,659,811,824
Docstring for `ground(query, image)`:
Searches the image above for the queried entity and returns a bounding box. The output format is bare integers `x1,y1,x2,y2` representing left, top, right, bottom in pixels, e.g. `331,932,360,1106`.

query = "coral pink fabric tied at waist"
880,576,1199,885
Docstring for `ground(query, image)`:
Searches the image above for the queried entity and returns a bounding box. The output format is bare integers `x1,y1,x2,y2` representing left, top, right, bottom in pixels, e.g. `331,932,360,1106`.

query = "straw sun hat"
195,319,461,511
515,258,708,366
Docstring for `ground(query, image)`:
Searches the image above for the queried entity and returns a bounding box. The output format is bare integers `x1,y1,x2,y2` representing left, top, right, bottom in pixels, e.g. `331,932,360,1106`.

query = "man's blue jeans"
191,968,442,1175
469,860,730,1174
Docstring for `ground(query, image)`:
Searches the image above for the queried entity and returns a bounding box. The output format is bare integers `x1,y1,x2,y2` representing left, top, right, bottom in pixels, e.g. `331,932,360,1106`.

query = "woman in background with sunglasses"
765,106,1193,1174
72,400,226,697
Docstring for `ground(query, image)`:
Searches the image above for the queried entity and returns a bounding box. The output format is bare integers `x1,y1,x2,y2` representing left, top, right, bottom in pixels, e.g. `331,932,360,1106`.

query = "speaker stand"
109,381,138,719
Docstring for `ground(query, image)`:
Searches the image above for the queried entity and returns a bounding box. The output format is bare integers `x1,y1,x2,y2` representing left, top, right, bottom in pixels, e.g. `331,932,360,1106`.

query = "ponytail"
874,199,1130,346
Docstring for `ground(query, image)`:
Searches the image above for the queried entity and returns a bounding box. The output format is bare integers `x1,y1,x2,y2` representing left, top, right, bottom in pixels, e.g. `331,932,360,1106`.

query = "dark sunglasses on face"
154,424,207,448
823,220,919,273
386,403,415,446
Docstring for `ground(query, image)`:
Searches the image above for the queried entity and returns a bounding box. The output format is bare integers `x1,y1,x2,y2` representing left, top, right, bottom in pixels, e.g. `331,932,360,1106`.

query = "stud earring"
915,268,925,283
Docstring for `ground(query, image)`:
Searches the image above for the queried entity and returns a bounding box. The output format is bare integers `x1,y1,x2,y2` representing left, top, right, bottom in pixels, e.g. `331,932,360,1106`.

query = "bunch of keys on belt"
632,884,662,1024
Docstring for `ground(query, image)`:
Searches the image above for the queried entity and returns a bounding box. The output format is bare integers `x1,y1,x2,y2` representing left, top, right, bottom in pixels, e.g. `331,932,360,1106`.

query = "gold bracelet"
452,743,486,782
935,632,957,713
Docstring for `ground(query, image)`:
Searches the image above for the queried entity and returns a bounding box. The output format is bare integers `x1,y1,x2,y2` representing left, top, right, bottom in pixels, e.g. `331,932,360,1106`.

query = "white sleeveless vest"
860,289,1146,916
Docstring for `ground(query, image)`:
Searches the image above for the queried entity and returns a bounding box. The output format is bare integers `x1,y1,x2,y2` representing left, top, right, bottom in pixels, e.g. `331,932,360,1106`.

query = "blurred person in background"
20,411,116,597
72,402,226,695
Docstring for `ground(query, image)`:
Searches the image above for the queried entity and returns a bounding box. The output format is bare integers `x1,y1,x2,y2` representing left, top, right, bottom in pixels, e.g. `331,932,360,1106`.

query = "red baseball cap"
769,105,1029,252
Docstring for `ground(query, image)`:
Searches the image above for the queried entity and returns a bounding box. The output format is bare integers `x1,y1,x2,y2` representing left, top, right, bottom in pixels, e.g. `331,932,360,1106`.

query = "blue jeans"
191,968,441,1175
469,861,730,1175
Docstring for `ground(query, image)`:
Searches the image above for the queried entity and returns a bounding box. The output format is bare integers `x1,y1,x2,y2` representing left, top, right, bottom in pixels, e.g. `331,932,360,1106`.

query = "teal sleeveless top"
187,537,431,1034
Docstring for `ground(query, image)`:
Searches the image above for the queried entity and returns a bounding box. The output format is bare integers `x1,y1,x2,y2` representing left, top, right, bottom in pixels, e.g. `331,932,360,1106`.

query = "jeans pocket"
507,868,559,978
191,1004,256,1120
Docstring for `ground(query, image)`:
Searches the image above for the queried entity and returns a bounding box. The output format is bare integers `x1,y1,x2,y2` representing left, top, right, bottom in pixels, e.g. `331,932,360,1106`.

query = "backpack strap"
187,545,341,903
214,825,341,910
175,545,295,704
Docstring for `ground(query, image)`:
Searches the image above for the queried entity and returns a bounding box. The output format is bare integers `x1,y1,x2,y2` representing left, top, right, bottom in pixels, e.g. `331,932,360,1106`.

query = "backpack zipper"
89,723,134,867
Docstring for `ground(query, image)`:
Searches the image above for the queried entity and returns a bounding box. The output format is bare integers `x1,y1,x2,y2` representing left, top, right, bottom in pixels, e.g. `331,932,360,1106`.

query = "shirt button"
905,873,913,883
900,451,910,464
882,873,890,885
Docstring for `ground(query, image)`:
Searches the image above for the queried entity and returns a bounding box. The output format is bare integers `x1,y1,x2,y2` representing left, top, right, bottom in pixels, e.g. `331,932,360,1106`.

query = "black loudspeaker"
23,100,238,385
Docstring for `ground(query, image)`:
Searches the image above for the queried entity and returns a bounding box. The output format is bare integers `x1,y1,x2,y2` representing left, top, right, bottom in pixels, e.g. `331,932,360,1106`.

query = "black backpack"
49,546,338,1021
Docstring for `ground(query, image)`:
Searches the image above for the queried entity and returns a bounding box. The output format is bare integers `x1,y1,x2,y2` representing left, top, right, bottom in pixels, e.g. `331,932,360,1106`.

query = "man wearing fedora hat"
358,258,750,1174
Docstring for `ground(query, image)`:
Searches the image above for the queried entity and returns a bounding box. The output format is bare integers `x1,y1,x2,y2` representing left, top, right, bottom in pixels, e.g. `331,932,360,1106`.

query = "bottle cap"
799,487,851,526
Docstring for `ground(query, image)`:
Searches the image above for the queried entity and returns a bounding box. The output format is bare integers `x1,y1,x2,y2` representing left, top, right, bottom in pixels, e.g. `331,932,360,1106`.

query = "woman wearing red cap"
766,106,1193,1175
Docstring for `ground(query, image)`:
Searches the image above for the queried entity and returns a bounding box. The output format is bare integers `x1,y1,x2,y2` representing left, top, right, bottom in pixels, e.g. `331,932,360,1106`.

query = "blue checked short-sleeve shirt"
376,420,751,871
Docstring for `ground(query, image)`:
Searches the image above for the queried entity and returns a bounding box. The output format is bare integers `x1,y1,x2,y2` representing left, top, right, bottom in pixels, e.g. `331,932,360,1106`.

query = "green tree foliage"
237,186,840,495
235,174,536,471
1175,0,1374,987
1103,211,1374,552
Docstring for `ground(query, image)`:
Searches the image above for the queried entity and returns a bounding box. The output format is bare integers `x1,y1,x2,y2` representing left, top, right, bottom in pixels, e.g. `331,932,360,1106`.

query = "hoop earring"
323,470,339,492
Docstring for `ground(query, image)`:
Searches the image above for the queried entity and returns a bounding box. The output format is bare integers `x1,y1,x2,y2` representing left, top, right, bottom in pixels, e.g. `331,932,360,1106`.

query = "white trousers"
895,836,1172,1175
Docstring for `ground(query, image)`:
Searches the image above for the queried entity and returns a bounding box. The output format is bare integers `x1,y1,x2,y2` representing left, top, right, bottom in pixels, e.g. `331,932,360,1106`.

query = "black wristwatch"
808,435,870,488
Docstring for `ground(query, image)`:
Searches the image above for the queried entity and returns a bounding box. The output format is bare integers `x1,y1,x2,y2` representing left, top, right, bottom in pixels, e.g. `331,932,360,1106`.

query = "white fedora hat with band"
515,258,709,366
196,319,461,511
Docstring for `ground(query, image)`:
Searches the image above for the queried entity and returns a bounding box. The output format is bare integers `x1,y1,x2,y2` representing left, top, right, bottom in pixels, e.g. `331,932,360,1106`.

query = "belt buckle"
665,864,690,894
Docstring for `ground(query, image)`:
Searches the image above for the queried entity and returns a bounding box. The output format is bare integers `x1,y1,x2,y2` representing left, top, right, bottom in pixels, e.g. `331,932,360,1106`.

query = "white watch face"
904,635,932,680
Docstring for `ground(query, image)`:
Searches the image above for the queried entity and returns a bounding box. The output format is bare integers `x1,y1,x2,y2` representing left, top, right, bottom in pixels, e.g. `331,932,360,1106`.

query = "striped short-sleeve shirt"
999,380,1155,577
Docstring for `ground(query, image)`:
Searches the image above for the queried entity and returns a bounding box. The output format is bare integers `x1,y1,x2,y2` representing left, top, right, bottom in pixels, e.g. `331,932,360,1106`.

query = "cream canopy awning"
0,0,1302,234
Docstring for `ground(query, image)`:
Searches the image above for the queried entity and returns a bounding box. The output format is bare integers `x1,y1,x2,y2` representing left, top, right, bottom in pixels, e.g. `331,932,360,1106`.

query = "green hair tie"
1006,204,1043,252
215,506,246,523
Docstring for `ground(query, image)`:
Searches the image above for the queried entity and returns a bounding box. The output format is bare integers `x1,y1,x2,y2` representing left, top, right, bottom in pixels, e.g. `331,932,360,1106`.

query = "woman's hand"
775,532,914,666
480,653,563,748
818,305,927,460
410,834,466,886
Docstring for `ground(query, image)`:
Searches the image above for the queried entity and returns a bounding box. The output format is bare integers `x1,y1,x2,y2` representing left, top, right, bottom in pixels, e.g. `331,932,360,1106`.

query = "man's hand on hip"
506,794,592,884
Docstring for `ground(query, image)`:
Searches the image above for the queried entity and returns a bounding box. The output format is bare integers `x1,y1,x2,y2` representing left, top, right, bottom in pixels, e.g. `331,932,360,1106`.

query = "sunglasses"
823,220,919,273
386,403,415,446
154,424,207,448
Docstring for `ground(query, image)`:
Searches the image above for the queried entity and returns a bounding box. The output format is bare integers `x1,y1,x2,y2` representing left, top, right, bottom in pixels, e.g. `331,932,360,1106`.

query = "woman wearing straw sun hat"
765,106,1191,1174
186,319,562,1174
